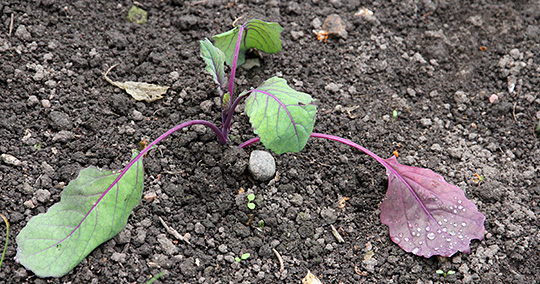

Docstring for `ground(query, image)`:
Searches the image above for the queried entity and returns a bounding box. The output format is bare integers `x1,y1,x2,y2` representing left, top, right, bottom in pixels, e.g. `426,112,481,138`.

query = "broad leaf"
212,19,283,66
15,151,144,277
200,38,228,91
380,156,485,258
245,77,316,155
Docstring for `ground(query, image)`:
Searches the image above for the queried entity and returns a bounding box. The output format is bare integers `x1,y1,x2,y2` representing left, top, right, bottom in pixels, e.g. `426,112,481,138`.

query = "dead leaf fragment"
104,65,169,103
322,14,347,39
302,271,323,284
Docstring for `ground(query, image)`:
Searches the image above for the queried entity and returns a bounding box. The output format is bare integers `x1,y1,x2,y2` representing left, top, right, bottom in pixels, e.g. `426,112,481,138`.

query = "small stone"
248,150,276,181
290,30,304,41
41,99,51,108
49,111,73,130
132,110,144,121
35,189,51,203
111,252,127,263
322,14,348,39
325,82,340,93
52,130,74,143
157,234,179,255
311,18,322,29
241,58,261,70
200,100,214,113
169,71,180,81
194,222,205,234
27,95,39,107
420,118,432,127
431,144,442,151
320,207,338,224
362,258,377,273
454,91,470,104
15,25,32,40
143,192,157,202
1,154,21,166
179,259,198,277
489,94,498,103
290,193,304,206
23,200,35,209
407,88,417,97
218,244,228,253
509,48,521,60
41,161,54,174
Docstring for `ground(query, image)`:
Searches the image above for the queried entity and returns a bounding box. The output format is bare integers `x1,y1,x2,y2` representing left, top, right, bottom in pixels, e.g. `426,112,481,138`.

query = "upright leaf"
213,19,283,66
200,38,228,91
245,77,316,154
380,156,485,258
15,152,144,277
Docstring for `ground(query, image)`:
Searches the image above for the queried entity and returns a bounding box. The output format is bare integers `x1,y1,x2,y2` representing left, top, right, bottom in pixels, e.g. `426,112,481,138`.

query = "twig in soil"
8,14,14,39
158,217,192,246
330,224,344,243
272,248,284,273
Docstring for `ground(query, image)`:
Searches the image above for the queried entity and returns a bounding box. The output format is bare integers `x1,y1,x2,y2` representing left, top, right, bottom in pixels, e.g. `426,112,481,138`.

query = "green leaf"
245,77,316,155
212,19,283,67
200,38,228,91
247,202,256,210
247,193,255,201
15,151,144,277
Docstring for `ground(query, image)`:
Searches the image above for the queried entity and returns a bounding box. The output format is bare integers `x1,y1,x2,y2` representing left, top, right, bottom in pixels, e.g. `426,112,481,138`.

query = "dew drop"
412,247,420,254
458,205,463,210
443,218,448,223
453,223,458,227
434,247,439,251
425,226,430,231
394,237,401,244
438,221,443,225
437,229,442,234
427,232,436,240
458,234,464,240
408,222,413,228
449,230,456,236
453,209,457,214
461,222,467,227
446,238,452,242
404,237,410,242
458,200,462,204
442,227,447,232
418,241,423,245
398,233,404,238
417,228,421,232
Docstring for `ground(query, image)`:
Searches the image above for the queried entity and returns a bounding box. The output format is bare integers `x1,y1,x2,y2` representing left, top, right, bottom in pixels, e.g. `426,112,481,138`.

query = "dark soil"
1,0,539,283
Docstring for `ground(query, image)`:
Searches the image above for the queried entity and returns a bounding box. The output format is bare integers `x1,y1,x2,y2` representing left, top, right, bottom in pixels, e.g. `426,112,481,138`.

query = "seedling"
393,110,398,121
247,193,256,210
0,213,8,271
436,269,455,284
235,253,251,263
16,19,485,278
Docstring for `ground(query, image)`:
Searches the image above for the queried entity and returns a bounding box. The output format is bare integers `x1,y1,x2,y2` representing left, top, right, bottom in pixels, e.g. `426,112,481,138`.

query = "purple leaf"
380,156,485,258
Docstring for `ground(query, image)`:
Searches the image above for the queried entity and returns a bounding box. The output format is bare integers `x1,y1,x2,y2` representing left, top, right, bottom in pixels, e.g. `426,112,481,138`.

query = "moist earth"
1,0,539,283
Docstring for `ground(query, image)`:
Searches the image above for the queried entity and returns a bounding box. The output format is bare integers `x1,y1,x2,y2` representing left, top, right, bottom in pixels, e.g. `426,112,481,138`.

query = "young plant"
15,19,485,278
247,193,256,210
436,269,456,284
0,213,8,271
235,252,251,263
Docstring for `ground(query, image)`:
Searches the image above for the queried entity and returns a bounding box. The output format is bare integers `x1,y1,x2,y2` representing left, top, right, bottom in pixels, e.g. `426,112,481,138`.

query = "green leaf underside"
245,77,316,155
200,38,228,91
15,152,144,277
212,19,283,67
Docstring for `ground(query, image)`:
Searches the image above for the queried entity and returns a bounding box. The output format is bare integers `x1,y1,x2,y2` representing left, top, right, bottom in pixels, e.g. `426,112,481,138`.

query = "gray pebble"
132,110,144,121
169,71,180,81
49,111,73,130
111,252,127,263
27,95,39,107
320,207,338,224
15,25,32,40
290,30,304,41
52,130,74,143
218,244,228,253
311,18,322,29
431,144,442,151
362,258,377,273
157,234,179,255
224,255,235,263
1,154,21,166
194,222,205,234
41,99,51,108
290,193,304,206
454,91,470,104
420,118,432,127
35,189,51,203
248,150,276,181
200,100,213,113
325,82,341,93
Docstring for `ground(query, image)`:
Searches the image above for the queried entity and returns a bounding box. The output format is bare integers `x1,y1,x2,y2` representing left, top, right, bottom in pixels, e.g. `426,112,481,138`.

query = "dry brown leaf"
104,65,169,103
302,270,323,284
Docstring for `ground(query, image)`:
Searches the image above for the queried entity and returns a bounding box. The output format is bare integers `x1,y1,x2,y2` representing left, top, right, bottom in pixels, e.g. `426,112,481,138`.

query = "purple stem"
238,133,435,224
227,25,245,97
222,92,250,137
59,120,225,244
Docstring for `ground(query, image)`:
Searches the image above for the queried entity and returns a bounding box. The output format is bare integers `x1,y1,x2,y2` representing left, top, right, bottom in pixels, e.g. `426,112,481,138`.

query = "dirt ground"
1,0,539,283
